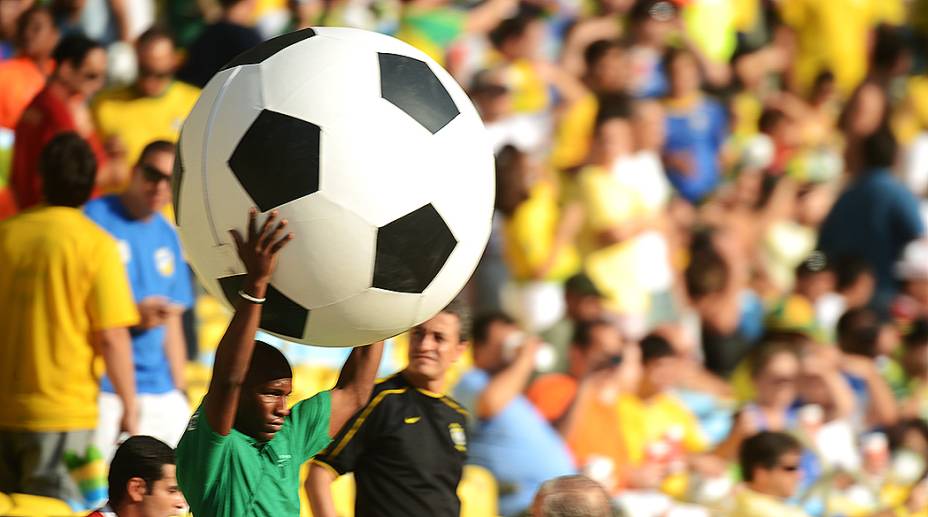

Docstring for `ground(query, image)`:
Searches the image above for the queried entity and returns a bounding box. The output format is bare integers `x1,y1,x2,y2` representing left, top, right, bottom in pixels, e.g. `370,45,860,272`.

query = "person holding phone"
85,140,193,462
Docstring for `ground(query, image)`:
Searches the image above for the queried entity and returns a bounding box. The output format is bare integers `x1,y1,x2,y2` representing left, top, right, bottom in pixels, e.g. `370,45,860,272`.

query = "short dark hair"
584,39,624,71
136,26,173,49
52,34,103,70
245,341,293,385
685,248,728,299
471,311,515,347
439,297,472,342
739,431,801,482
488,5,544,50
593,93,632,130
861,126,897,169
836,307,881,357
833,255,872,291
640,333,675,364
40,132,98,207
747,336,802,378
571,318,614,351
137,140,175,165
871,23,908,71
758,107,787,135
108,436,175,507
904,318,928,350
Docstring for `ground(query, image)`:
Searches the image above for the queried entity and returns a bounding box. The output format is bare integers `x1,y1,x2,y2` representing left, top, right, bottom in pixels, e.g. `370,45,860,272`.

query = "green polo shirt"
176,391,332,517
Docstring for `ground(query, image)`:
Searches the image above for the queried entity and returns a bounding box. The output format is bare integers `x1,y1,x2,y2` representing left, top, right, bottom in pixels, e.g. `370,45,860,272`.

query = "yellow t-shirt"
778,0,883,95
551,93,598,171
92,81,200,165
0,206,139,431
577,164,650,314
727,488,811,517
616,392,708,466
503,180,580,281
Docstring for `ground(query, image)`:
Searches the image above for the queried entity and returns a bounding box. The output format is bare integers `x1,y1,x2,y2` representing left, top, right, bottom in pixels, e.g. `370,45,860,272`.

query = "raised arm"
204,208,292,436
328,342,384,436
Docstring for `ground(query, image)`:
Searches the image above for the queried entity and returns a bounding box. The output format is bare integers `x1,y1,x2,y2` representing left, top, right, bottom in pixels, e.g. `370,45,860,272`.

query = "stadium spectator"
92,28,199,170
0,132,138,505
176,0,262,88
891,239,928,324
0,5,58,129
0,0,31,58
454,312,575,516
531,474,613,517
818,128,926,313
10,34,124,211
539,273,607,374
51,0,131,45
307,303,471,517
729,431,809,517
836,308,899,429
85,140,193,462
175,208,384,516
897,319,928,420
87,436,187,517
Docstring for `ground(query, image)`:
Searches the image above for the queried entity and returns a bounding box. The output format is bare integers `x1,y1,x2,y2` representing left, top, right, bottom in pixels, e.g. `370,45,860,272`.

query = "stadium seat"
4,493,72,516
0,493,11,514
300,464,356,517
459,465,499,517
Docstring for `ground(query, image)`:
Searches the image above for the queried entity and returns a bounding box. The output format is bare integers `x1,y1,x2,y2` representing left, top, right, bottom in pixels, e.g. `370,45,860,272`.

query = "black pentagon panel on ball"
172,136,185,222
228,109,321,212
218,275,309,339
377,53,460,134
372,204,457,293
221,28,316,70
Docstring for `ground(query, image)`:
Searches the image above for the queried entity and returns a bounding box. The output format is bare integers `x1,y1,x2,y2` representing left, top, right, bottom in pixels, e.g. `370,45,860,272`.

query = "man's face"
136,37,176,97
567,292,603,323
127,149,174,216
60,47,107,99
19,9,58,59
760,451,803,499
575,324,624,375
589,47,628,94
643,356,678,392
407,312,465,383
139,464,187,517
236,377,292,442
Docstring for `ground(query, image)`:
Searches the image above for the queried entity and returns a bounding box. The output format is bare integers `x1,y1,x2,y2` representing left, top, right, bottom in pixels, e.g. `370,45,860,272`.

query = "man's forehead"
418,312,460,333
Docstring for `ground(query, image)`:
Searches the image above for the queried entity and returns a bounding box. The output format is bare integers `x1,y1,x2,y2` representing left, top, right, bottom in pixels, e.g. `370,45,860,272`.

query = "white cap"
895,240,928,280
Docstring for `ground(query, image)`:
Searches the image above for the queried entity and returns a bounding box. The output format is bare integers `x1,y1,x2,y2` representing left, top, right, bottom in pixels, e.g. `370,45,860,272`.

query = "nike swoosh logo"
404,417,420,424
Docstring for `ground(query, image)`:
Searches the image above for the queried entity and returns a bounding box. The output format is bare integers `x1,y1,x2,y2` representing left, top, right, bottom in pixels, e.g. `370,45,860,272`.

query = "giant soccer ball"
173,27,494,347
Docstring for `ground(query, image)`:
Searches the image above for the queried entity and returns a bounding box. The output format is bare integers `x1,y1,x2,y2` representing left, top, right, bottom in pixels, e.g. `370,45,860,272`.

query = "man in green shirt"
176,208,383,516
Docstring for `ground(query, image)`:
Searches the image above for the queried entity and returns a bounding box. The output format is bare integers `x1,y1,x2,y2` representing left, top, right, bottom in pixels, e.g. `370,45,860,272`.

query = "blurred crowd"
0,0,928,515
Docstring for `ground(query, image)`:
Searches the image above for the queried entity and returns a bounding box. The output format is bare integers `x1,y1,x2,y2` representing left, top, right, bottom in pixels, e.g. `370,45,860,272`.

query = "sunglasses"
139,67,173,80
141,164,172,184
777,464,800,472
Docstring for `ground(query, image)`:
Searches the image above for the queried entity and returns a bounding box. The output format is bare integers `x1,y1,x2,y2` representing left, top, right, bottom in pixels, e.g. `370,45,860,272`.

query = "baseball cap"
565,273,604,298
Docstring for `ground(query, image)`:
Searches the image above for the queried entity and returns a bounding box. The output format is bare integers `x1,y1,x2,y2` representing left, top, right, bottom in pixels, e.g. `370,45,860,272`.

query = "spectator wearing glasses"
84,140,193,463
729,431,809,517
93,28,200,178
10,34,124,211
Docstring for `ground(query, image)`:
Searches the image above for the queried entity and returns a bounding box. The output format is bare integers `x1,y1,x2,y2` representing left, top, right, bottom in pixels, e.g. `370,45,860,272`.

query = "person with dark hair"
87,436,186,517
0,5,58,130
531,474,613,517
453,312,575,515
540,273,607,374
527,319,634,494
729,431,809,517
307,301,472,517
10,33,121,211
835,307,899,429
175,208,383,516
818,127,925,314
85,141,193,463
891,239,928,325
93,27,200,169
897,319,928,419
0,132,139,504
176,0,262,88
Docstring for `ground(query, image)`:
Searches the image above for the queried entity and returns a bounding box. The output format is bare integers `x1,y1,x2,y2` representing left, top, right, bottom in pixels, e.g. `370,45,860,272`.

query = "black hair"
685,247,728,299
494,144,529,217
861,126,897,169
639,333,675,364
871,23,908,72
739,431,801,482
904,318,928,349
833,255,872,292
593,93,632,131
471,311,515,346
747,335,802,378
138,140,175,165
887,418,928,452
758,107,787,135
136,26,174,49
244,341,293,385
836,307,881,358
584,39,624,71
108,436,175,507
40,132,98,207
488,5,544,51
52,34,103,70
571,318,615,351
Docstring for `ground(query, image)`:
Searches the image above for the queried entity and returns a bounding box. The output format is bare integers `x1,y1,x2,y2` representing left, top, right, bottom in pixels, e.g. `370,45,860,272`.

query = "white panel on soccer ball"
259,34,380,130
314,111,437,227
304,290,423,346
270,193,375,309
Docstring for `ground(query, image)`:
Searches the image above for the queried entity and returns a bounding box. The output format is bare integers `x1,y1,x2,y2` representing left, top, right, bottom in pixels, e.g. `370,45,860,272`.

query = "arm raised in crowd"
477,337,539,419
204,209,292,436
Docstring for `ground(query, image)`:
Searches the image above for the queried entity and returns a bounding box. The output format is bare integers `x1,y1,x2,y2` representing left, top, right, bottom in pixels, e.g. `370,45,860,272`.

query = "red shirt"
10,86,106,211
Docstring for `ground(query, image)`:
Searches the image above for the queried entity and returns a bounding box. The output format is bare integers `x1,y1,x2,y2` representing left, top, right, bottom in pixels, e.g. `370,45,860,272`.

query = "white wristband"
238,289,267,304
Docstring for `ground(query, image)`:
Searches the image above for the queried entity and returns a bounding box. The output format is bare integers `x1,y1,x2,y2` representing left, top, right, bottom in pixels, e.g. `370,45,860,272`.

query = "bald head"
245,341,292,385
533,475,612,517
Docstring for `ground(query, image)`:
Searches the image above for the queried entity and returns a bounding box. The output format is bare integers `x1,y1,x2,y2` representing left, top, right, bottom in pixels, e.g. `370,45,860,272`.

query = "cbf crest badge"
449,422,466,452
154,247,175,277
